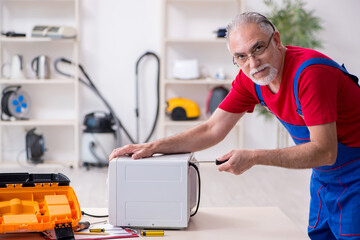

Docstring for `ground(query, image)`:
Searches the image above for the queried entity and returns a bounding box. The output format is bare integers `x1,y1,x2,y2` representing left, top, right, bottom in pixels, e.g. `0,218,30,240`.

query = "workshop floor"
58,163,311,235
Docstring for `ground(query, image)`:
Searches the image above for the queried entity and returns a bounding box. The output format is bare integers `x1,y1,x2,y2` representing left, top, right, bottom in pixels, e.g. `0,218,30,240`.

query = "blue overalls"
255,58,360,240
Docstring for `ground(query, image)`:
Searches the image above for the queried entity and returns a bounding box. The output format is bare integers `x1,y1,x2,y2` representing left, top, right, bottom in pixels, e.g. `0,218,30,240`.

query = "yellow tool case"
0,173,81,240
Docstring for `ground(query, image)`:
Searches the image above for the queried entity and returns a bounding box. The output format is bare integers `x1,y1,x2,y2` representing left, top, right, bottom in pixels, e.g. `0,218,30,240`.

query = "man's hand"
109,143,155,161
217,149,255,175
217,122,338,172
109,109,244,162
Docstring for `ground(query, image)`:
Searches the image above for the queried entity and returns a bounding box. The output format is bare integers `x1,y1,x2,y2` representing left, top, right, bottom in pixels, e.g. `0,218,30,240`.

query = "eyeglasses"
233,32,274,67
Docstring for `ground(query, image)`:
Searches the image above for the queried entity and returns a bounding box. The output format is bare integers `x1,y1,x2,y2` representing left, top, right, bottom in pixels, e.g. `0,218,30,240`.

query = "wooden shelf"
0,78,75,84
165,78,233,85
164,119,242,127
159,0,243,158
167,0,237,3
165,38,226,44
0,160,75,169
0,0,80,168
0,37,76,43
164,119,206,127
2,0,74,2
0,119,77,126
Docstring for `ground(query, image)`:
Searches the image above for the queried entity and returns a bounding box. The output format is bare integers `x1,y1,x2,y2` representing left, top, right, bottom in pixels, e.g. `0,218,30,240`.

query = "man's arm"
218,122,338,175
109,108,244,160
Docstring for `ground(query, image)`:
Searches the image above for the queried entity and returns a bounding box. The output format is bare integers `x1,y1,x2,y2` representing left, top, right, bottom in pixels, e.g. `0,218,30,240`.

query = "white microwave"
108,153,199,229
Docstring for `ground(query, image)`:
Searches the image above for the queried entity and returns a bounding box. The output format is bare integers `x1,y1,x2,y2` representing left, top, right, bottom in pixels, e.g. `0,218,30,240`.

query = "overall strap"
254,83,271,112
254,84,265,106
294,58,359,118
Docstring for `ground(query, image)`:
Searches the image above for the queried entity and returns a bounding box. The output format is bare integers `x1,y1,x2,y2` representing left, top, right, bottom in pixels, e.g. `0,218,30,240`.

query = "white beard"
249,64,278,86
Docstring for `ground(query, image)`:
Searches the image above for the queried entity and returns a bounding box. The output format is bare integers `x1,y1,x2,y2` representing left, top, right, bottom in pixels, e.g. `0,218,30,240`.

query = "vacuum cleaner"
206,86,229,116
81,111,116,167
54,52,160,167
25,128,45,164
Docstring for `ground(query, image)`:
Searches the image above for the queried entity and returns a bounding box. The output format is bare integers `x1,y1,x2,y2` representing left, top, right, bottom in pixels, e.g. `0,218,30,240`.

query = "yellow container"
166,98,200,120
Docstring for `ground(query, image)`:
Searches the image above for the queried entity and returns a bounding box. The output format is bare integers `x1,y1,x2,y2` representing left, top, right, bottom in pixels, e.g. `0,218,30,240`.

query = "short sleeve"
218,72,258,113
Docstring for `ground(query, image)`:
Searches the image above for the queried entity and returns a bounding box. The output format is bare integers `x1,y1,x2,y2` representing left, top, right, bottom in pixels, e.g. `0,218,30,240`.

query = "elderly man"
110,12,360,240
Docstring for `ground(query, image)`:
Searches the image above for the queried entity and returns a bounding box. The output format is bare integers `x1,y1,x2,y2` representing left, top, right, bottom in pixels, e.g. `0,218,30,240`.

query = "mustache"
250,64,271,76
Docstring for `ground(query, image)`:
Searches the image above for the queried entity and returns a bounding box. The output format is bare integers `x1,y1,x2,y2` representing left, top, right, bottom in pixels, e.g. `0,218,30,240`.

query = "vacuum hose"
54,52,160,146
54,58,124,147
135,52,160,143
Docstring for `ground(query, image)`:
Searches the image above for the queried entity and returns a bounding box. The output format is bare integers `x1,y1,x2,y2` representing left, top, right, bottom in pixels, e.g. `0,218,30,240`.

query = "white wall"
79,0,162,146
79,0,360,151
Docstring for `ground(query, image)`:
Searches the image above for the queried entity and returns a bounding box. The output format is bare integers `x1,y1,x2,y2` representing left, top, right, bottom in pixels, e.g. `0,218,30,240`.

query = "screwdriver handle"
215,159,228,165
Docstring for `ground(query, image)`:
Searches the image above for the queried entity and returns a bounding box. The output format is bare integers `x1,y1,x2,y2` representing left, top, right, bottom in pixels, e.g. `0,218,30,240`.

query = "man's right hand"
109,143,155,161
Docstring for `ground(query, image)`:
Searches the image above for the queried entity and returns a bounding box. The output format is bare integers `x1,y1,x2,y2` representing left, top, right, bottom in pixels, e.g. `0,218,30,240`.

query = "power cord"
189,162,200,217
81,211,108,218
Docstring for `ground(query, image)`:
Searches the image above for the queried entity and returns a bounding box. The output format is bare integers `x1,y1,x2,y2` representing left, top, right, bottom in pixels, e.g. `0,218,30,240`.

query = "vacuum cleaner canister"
81,112,116,166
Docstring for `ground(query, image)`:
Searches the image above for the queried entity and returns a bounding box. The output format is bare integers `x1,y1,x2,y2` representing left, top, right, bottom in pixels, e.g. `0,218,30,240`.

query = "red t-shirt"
219,46,360,147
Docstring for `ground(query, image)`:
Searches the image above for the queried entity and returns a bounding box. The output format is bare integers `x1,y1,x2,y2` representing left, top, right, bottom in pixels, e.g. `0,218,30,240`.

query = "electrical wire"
81,211,108,218
189,162,200,217
89,141,108,168
85,130,113,167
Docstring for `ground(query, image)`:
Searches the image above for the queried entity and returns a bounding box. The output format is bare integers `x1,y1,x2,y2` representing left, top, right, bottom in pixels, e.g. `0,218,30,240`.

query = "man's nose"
248,55,260,69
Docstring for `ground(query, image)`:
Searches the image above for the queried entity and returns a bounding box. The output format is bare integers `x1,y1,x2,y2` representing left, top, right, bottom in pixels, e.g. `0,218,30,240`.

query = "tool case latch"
55,222,75,240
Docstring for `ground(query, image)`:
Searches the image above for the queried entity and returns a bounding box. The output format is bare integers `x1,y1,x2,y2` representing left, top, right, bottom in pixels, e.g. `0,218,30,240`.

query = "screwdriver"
76,221,90,232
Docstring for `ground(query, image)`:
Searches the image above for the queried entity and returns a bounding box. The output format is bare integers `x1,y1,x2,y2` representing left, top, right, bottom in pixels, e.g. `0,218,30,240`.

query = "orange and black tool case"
0,173,81,239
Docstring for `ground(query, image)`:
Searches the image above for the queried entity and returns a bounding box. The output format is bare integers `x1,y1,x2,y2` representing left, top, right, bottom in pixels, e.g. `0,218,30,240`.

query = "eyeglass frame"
231,17,276,67
232,31,274,67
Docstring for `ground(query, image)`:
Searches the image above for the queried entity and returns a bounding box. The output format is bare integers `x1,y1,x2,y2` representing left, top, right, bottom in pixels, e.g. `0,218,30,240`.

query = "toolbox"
0,173,81,239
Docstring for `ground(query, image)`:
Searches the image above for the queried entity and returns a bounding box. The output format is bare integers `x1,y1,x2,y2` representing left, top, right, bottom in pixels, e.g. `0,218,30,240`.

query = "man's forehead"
231,23,264,39
229,24,267,51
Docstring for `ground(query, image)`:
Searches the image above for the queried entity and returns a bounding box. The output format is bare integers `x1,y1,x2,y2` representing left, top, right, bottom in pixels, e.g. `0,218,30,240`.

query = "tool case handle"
0,173,70,187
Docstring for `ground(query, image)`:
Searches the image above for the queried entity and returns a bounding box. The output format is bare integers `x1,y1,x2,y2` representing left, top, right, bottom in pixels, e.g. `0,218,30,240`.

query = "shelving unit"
160,0,243,160
0,0,80,168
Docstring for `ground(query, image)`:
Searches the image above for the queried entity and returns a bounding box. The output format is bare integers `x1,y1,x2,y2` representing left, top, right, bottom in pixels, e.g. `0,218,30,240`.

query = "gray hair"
226,12,276,49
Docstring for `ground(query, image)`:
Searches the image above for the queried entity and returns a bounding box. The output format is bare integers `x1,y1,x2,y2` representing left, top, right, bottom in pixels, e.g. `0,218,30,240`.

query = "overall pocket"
308,175,324,229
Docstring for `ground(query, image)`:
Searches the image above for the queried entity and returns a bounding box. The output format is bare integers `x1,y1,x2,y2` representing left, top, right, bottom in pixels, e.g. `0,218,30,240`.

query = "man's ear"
273,31,283,49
